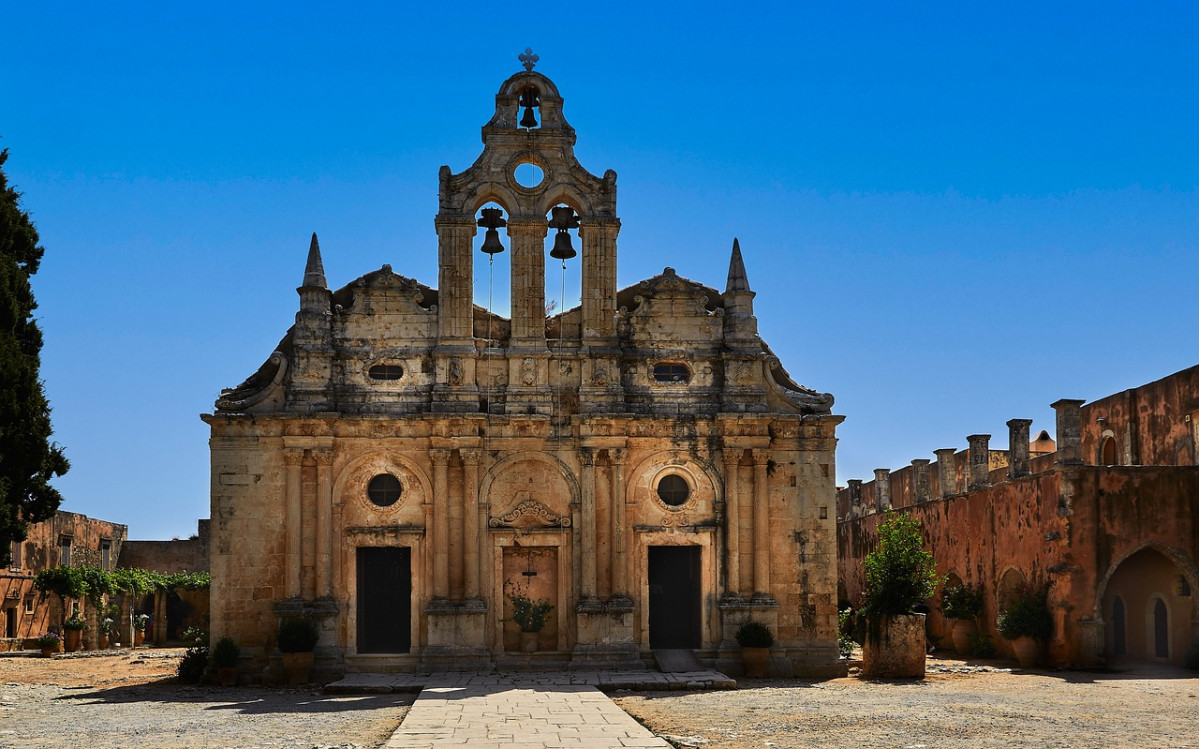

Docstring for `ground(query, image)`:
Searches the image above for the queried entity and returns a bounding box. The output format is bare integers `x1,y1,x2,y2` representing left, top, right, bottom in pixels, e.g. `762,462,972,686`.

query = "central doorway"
356,546,411,653
648,545,701,649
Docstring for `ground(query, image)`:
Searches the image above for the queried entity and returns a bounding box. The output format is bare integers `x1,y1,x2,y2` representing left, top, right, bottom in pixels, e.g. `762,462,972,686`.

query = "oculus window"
367,474,403,507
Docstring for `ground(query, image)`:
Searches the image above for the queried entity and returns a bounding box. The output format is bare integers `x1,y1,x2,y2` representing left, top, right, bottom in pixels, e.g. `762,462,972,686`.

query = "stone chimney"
1051,399,1085,465
847,479,862,517
911,459,931,503
934,448,957,497
967,434,991,490
873,469,891,511
1007,418,1033,478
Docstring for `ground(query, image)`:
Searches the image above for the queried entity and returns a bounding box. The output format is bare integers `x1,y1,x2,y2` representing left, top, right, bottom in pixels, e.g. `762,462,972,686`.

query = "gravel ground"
0,649,411,749
613,656,1199,749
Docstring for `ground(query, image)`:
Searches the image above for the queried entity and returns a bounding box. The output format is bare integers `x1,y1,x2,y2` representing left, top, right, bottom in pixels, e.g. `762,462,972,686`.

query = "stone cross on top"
519,48,539,71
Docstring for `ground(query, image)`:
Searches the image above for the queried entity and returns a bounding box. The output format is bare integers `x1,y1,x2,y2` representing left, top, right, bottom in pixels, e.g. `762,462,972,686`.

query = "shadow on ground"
54,679,415,714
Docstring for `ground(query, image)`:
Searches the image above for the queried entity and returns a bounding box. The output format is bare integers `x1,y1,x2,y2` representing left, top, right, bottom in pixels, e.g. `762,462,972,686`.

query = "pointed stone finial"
725,238,751,293
302,232,327,289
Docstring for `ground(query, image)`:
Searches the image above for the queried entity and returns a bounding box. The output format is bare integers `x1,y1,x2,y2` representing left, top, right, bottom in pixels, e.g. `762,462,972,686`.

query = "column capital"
311,449,334,467
607,447,625,465
579,447,596,467
460,449,481,467
1006,417,1034,429
506,217,549,237
751,449,771,466
430,449,451,467
283,449,306,467
723,449,743,467
911,458,931,467
434,213,477,229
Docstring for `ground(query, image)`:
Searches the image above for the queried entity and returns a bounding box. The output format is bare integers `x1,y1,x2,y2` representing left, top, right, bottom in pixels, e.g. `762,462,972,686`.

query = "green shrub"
862,511,939,631
1183,641,1199,672
940,582,984,620
508,594,553,633
997,583,1053,641
62,615,86,631
735,620,774,648
277,617,320,653
837,607,857,659
177,644,209,682
34,632,62,648
212,636,240,669
968,631,996,658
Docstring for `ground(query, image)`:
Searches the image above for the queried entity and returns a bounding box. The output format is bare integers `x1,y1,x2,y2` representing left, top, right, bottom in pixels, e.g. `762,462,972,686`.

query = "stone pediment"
333,265,437,313
488,499,571,529
617,268,722,318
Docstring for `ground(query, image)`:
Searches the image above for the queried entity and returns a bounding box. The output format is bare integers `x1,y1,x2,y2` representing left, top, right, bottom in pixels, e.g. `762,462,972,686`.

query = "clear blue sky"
3,3,1196,539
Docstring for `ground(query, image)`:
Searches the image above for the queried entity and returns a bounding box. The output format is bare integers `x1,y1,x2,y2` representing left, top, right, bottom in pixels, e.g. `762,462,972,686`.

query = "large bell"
480,227,505,255
550,229,576,260
519,88,540,129
520,106,538,129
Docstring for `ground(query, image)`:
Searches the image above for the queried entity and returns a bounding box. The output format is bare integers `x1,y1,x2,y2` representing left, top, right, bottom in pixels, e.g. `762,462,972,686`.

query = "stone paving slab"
382,678,677,748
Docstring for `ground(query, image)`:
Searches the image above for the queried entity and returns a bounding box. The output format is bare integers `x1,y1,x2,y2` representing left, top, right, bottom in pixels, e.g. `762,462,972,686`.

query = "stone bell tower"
433,52,621,415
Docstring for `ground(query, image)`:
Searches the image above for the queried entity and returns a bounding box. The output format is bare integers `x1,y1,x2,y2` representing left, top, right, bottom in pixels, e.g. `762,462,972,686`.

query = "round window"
367,474,402,507
657,474,690,506
513,161,544,188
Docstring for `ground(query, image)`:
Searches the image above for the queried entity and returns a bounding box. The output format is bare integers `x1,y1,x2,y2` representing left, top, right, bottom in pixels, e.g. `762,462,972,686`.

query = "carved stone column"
752,450,770,596
609,449,627,597
722,450,742,596
284,449,304,598
431,449,450,599
579,448,598,602
579,217,620,341
462,450,481,600
967,434,991,490
507,218,549,349
434,214,476,344
847,478,862,517
312,449,334,599
1007,418,1033,478
934,448,957,497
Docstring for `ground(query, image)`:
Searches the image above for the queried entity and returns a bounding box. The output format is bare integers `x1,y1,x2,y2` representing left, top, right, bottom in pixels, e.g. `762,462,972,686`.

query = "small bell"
550,229,576,260
477,207,507,255
519,87,540,129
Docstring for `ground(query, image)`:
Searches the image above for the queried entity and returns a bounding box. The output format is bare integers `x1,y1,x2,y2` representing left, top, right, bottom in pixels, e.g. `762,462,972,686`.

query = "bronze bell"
519,88,540,129
477,208,507,255
550,229,576,260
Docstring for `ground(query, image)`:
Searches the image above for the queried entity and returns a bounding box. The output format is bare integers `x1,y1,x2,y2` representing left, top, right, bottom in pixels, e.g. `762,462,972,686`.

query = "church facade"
203,62,843,678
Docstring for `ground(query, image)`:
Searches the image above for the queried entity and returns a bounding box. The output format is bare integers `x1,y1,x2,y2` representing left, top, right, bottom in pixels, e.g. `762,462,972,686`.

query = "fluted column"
434,214,476,343
507,218,549,348
313,449,334,598
752,450,770,596
580,448,598,601
431,449,450,599
609,449,626,597
283,449,304,598
462,450,481,599
722,450,742,595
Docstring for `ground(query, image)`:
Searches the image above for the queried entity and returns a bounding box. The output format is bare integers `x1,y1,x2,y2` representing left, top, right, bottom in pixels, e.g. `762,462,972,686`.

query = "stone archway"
1095,543,1199,665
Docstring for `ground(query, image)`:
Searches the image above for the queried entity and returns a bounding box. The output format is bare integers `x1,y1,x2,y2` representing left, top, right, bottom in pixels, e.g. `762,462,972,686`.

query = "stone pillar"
431,449,450,599
434,214,476,343
723,450,742,595
283,449,304,598
911,459,931,503
847,478,862,517
580,448,598,602
934,449,957,497
462,450,481,600
313,449,334,598
609,449,627,597
1051,399,1085,465
1007,418,1033,478
507,218,549,349
967,435,991,490
579,217,620,341
752,450,770,596
873,468,891,511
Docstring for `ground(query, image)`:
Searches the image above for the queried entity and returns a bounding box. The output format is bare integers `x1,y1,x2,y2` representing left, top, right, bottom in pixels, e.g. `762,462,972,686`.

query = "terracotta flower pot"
520,631,539,653
742,646,770,678
1011,636,1041,669
134,630,145,647
218,667,238,687
64,629,83,653
99,633,109,649
951,619,977,656
40,646,56,658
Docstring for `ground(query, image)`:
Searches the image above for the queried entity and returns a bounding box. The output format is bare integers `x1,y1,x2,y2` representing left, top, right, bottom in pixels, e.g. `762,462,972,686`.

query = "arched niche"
480,451,580,522
333,450,432,528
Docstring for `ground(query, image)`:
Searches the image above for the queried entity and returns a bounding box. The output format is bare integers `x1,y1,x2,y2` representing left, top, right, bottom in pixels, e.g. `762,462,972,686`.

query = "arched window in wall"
1100,436,1119,466
1111,595,1126,656
1152,598,1169,658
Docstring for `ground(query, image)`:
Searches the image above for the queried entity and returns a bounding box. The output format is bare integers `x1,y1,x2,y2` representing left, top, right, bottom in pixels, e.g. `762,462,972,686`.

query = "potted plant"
998,582,1052,668
277,616,320,685
62,614,87,652
939,582,984,656
176,628,209,683
735,620,775,678
508,593,553,652
34,632,62,657
133,613,150,646
211,636,240,686
98,617,115,649
860,511,940,678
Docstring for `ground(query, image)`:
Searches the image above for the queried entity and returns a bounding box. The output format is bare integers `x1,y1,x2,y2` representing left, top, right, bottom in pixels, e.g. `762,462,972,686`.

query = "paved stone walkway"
326,671,734,748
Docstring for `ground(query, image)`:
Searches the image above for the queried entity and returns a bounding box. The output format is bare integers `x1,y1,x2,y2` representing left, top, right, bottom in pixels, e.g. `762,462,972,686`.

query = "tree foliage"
862,511,940,619
0,149,68,566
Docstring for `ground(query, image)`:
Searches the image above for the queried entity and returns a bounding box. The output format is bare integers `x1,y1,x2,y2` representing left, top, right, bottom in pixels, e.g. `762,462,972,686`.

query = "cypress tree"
0,148,69,566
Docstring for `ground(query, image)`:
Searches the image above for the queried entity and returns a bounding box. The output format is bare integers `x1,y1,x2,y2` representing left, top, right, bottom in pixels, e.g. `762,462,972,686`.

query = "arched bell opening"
518,85,541,130
473,202,512,413
543,202,582,343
